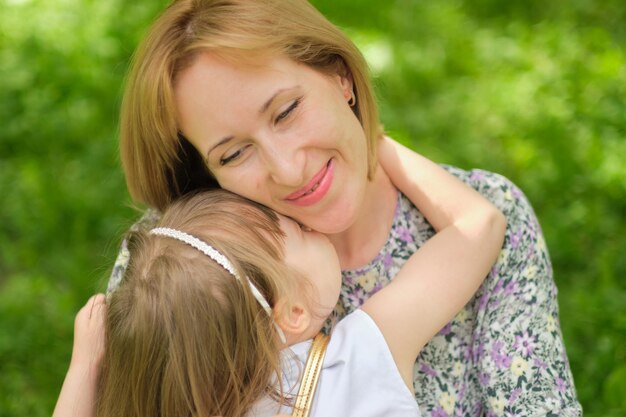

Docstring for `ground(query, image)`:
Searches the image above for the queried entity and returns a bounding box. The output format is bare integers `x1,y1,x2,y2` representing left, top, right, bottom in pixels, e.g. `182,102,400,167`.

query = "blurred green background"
1,0,624,415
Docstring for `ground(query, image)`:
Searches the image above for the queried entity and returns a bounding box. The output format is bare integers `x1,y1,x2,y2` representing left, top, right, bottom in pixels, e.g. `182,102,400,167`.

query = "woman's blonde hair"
97,190,299,417
121,0,382,211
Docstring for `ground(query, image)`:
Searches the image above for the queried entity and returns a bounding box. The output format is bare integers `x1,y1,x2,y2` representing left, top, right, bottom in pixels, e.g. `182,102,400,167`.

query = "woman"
109,0,581,415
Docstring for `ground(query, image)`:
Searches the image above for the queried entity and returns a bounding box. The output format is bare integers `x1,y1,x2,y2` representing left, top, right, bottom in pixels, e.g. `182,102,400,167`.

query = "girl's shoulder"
315,310,420,416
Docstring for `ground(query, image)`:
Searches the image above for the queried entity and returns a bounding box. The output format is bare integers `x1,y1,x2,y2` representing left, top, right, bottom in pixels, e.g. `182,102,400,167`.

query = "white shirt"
249,309,421,417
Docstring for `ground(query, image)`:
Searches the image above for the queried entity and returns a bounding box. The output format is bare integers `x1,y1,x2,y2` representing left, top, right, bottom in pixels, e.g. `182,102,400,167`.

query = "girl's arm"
53,294,106,417
361,137,506,389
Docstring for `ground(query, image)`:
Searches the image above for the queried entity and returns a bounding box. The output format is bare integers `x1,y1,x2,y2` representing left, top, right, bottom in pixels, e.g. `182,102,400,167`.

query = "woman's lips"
285,159,334,206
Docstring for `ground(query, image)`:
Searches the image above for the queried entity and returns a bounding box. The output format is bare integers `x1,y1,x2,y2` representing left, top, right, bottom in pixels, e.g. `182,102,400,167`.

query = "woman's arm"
53,294,106,417
361,137,506,389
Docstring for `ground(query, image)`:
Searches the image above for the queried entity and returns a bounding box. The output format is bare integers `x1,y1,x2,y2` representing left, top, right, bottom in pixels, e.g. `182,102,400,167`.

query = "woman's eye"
275,98,301,124
219,146,248,166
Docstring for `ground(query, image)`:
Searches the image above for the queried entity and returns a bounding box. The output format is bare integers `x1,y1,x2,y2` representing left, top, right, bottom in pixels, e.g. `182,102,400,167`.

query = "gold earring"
348,92,356,107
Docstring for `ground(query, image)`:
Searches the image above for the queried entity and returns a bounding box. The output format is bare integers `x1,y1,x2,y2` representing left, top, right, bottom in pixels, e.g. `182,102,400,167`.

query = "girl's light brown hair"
97,190,297,417
121,0,382,211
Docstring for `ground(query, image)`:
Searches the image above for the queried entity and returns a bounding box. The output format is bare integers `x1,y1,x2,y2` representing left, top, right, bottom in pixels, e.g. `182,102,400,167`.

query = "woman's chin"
299,207,360,235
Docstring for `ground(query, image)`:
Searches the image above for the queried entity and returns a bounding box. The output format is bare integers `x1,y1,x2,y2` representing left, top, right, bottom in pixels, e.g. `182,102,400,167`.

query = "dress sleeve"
460,168,582,417
106,208,161,294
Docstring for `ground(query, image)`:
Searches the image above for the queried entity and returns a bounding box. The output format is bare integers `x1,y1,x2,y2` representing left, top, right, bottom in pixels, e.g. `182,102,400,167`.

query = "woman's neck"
327,164,398,270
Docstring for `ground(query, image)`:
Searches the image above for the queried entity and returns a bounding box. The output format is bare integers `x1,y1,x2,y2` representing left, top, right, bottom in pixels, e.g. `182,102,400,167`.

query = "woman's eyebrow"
259,86,300,114
208,135,234,157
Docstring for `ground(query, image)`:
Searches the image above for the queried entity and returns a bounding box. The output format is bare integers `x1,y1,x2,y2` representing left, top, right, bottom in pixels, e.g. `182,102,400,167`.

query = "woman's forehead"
181,52,298,82
175,54,299,112
173,54,303,132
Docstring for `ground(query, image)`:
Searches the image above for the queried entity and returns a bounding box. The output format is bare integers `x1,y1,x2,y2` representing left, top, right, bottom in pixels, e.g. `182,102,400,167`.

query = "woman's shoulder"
440,165,521,194
394,164,534,248
107,208,162,294
396,165,531,219
439,165,535,220
128,207,162,232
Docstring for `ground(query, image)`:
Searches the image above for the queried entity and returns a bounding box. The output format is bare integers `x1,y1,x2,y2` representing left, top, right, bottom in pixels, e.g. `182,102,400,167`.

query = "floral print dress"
107,167,582,417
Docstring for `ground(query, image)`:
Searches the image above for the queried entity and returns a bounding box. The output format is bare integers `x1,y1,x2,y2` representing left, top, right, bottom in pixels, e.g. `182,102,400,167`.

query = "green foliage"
1,0,624,415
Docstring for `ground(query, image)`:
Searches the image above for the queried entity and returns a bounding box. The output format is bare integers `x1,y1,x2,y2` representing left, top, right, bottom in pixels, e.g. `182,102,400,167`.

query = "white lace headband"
150,227,286,343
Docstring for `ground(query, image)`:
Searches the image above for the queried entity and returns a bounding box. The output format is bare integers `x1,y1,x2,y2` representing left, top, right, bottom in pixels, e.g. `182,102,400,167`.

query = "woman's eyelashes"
274,97,301,124
220,144,250,166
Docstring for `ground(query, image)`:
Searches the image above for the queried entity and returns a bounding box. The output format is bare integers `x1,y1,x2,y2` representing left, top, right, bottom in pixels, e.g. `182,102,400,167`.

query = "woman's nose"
263,143,305,187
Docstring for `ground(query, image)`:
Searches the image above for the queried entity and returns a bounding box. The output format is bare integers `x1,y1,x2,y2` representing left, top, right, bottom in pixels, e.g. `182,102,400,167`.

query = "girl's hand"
70,293,107,372
53,294,107,417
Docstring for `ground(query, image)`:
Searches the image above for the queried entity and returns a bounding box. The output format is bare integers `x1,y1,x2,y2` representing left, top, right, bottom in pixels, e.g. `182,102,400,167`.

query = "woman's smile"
284,159,334,206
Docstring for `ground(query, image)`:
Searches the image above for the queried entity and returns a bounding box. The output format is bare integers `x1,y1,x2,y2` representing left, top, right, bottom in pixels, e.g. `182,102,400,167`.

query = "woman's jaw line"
325,163,398,269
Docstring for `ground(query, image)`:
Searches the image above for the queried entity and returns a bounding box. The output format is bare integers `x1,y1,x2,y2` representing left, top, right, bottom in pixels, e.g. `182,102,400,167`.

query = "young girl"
54,138,506,416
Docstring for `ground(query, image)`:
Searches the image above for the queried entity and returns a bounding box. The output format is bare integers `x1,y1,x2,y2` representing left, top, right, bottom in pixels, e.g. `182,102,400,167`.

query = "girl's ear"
273,300,311,344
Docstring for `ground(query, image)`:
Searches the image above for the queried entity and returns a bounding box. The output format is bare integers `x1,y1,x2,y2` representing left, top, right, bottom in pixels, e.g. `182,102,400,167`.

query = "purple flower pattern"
513,331,536,358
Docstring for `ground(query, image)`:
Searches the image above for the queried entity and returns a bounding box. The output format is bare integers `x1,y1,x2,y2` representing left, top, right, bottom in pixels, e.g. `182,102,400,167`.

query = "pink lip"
285,159,334,206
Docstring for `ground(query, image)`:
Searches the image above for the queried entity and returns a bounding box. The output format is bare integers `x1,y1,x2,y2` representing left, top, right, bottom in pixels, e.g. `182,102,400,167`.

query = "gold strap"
292,332,330,417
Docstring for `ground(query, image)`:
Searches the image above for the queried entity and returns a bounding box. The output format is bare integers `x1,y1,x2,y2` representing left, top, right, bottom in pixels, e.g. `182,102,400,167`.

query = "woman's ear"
273,300,311,344
329,59,354,102
335,72,354,102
